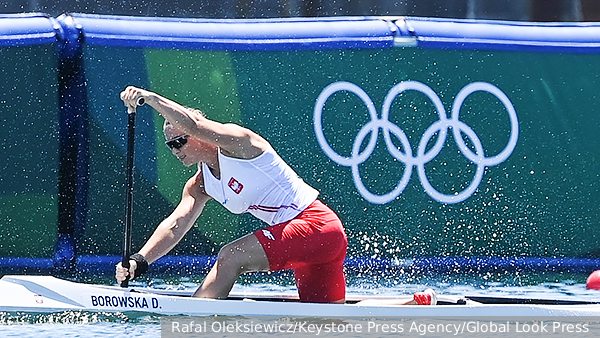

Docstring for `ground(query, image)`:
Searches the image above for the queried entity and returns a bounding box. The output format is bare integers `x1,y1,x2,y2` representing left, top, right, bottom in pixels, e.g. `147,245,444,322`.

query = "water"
1,272,599,337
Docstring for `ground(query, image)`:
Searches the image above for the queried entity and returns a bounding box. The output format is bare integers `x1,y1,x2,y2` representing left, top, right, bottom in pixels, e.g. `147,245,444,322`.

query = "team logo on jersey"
262,229,275,241
228,177,244,194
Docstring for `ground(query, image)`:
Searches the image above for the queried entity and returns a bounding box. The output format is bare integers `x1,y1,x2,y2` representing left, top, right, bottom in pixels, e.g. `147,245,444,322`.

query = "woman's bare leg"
193,233,269,298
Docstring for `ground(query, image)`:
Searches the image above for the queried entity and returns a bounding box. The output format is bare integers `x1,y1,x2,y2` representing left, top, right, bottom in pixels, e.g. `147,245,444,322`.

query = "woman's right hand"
120,86,150,110
115,260,138,284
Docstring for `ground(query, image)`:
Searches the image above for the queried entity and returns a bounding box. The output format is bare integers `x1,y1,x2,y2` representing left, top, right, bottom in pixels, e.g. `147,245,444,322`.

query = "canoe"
1,275,599,317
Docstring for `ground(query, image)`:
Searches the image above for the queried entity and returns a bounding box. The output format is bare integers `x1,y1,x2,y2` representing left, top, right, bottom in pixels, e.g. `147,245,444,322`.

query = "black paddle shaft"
121,98,144,287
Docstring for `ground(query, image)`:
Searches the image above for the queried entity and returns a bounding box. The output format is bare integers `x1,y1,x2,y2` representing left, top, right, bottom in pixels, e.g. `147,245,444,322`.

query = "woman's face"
164,125,216,167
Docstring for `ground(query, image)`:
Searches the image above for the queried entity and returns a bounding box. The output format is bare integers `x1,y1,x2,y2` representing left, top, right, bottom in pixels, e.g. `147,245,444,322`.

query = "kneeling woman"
116,86,347,303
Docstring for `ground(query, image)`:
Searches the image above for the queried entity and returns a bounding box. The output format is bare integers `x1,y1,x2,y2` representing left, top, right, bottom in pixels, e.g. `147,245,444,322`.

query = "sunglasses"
165,135,188,150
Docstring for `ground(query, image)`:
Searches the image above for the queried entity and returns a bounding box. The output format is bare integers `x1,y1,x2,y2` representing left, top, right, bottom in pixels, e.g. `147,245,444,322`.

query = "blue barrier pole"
53,14,89,274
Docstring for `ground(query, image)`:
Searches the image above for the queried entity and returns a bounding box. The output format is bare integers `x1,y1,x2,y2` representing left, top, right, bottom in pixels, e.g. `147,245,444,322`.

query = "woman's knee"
216,242,243,269
216,236,269,273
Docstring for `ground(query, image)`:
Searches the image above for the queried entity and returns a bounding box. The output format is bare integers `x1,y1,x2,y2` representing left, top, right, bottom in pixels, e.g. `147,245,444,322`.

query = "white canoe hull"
1,275,600,317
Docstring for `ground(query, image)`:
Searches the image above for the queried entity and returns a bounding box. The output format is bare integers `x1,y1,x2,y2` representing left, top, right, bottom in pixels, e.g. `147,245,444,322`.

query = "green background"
2,44,600,260
0,45,59,258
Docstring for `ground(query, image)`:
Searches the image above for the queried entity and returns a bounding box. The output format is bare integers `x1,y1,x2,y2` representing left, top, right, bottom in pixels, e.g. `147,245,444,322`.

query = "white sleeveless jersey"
201,148,319,225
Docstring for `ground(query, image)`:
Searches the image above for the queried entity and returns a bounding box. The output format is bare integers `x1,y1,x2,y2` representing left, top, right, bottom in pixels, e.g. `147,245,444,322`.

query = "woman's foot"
413,288,437,305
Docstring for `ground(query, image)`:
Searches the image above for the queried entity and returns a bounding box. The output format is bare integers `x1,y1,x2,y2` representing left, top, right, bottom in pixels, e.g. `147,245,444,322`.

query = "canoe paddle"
121,97,145,287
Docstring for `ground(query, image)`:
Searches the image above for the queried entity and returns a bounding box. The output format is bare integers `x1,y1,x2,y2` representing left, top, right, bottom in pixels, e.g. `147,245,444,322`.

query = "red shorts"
254,200,347,303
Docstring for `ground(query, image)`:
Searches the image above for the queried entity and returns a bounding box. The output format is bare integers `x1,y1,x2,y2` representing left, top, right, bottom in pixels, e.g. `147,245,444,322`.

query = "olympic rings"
313,81,519,204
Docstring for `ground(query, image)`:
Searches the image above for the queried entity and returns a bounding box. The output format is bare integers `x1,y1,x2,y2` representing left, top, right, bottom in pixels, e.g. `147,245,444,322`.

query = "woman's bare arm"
139,171,210,263
115,171,211,282
120,86,269,159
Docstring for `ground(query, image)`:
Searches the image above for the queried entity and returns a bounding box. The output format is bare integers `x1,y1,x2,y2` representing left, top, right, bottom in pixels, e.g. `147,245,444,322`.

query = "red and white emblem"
34,294,44,304
262,229,276,241
228,177,243,194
